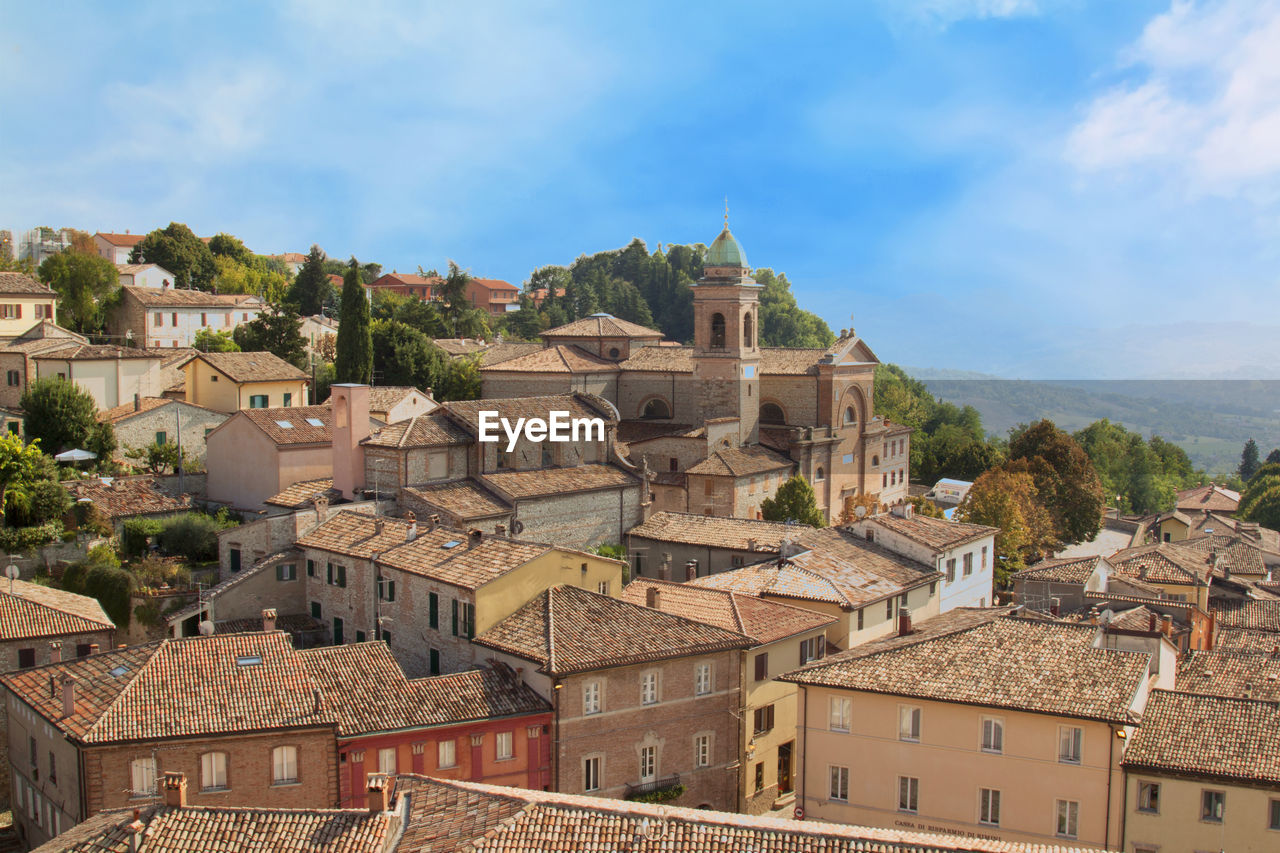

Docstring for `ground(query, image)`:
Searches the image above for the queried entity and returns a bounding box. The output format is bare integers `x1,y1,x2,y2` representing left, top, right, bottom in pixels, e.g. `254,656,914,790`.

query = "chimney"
646,585,661,609
133,393,141,413
904,503,914,519
127,812,145,852
162,772,188,808
685,559,697,581
495,524,506,538
1161,614,1173,637
48,641,61,663
1089,606,1100,626
313,494,330,522
367,774,391,814
405,511,418,542
747,537,757,552
374,518,385,537
1148,613,1157,632
897,607,913,637
427,514,440,532
313,687,324,714
89,643,99,655
330,384,372,500
262,608,277,632
1049,599,1060,617
467,529,483,549
61,677,75,717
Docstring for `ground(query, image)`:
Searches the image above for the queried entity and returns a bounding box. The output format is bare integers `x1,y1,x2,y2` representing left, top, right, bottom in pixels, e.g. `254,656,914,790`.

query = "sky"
3,0,1279,379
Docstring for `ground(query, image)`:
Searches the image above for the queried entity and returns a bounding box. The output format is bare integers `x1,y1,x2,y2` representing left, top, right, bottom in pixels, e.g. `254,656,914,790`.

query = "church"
479,221,912,523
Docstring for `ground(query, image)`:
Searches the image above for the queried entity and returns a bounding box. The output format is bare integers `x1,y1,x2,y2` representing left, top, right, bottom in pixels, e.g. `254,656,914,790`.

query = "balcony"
624,773,683,803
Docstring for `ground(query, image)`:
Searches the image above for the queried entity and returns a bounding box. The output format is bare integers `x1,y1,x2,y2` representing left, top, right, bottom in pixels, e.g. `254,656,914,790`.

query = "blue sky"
3,0,1279,378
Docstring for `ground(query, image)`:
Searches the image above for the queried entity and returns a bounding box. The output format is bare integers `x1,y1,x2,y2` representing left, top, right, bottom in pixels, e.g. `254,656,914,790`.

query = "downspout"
552,678,562,793
1119,730,1129,853
797,685,807,818
737,649,747,811
1105,724,1115,850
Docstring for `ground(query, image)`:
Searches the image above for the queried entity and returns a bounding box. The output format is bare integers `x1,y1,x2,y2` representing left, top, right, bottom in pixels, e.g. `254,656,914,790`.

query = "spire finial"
724,197,729,230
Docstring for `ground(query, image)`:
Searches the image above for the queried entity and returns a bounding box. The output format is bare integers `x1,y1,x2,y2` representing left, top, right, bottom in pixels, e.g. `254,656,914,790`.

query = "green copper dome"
706,227,748,269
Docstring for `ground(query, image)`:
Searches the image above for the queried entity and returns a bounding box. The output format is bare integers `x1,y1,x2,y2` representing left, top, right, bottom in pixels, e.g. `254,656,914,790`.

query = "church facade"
480,223,911,522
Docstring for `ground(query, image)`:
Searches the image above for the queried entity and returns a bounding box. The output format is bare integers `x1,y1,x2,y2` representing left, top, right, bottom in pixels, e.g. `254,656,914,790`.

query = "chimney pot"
374,518,385,536
313,687,324,714
1161,614,1173,637
1148,613,1157,632
646,586,660,609
89,643,99,655
262,608,277,632
468,528,483,549
897,607,913,637
427,514,440,531
685,559,697,581
367,774,390,814
747,537,757,552
133,393,140,413
495,524,506,537
49,641,61,663
162,771,187,808
60,677,75,717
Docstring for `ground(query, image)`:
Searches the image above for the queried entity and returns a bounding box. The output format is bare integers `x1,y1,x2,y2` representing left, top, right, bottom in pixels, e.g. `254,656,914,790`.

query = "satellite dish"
5,565,19,580
854,505,867,518
198,620,215,636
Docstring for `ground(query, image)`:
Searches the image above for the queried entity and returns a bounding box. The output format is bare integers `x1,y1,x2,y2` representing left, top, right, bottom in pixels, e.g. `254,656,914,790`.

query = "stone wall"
514,485,642,548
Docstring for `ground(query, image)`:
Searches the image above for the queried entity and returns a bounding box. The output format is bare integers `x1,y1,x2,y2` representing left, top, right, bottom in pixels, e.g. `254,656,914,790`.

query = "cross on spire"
724,197,729,229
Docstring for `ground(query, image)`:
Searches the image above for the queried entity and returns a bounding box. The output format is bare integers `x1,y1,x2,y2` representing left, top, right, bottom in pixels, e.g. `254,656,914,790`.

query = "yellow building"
1123,688,1280,853
182,350,309,412
620,578,835,813
0,273,57,339
783,610,1172,850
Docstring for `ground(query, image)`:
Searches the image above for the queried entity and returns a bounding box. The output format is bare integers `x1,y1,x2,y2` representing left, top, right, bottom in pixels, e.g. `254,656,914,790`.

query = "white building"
110,285,265,349
93,232,145,264
850,505,998,610
116,263,174,290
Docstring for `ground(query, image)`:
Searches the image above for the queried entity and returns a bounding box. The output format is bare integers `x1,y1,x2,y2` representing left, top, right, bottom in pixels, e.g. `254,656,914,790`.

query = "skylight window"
442,540,462,549
305,418,324,427
275,421,294,429
235,655,263,667
108,665,129,677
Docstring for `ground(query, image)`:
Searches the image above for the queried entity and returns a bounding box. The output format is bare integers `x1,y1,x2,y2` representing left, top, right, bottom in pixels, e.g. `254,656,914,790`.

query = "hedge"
0,520,63,553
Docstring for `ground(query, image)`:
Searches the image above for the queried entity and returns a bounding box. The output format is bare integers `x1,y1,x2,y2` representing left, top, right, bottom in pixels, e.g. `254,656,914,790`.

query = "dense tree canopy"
955,467,1055,585
1240,462,1280,530
21,378,99,455
288,246,333,316
334,259,372,383
1240,439,1262,481
761,474,826,527
0,432,61,528
1009,420,1105,545
1073,420,1197,515
129,222,217,290
232,303,307,370
38,251,118,333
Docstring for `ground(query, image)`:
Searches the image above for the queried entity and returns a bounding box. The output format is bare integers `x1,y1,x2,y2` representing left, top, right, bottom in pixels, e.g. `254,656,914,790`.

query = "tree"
193,328,240,352
753,268,836,348
127,440,185,475
1008,420,1104,545
838,491,881,524
334,258,373,383
85,420,117,465
1239,463,1280,529
955,467,1055,586
20,378,98,454
1240,439,1261,481
440,262,472,336
371,320,446,388
129,222,217,290
207,233,253,265
288,246,333,316
212,255,289,301
232,303,307,370
0,432,53,527
433,355,482,402
761,474,826,527
38,251,118,333
1268,449,1280,466
906,495,946,519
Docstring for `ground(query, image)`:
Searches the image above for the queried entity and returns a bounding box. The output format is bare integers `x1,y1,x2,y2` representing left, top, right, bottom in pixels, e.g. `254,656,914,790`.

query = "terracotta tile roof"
1104,604,1163,632
35,344,160,361
1107,542,1212,586
1013,556,1102,585
867,513,998,551
364,411,471,448
620,578,834,645
115,263,166,276
783,616,1149,723
367,385,432,414
618,345,694,373
479,344,618,374
395,776,1099,853
264,478,338,509
97,396,172,423
690,560,852,606
371,272,439,287
0,271,55,295
1171,532,1267,576
298,643,548,737
813,607,1015,662
194,350,308,383
1177,649,1280,701
685,444,795,477
1176,483,1240,514
615,421,700,443
0,632,334,744
1215,627,1280,652
401,479,512,520
123,285,262,308
33,802,394,853
1210,599,1280,631
444,394,617,432
240,405,334,446
166,551,301,625
468,278,519,294
474,585,751,675
482,464,638,499
0,579,114,640
95,232,146,247
0,321,85,354
759,347,827,375
627,510,797,553
542,314,663,339
476,341,543,366
296,511,420,561
1124,689,1280,785
216,612,321,636
63,477,192,522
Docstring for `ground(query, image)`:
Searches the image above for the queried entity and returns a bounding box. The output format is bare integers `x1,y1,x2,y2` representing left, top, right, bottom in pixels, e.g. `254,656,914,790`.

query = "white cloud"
1067,0,1280,195
876,0,1046,27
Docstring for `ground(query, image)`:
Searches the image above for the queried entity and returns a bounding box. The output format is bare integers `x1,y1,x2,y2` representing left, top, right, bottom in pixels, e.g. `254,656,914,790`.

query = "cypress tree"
334,257,372,384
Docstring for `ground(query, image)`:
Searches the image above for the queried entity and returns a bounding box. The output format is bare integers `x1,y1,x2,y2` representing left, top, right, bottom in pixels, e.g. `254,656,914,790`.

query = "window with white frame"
695,662,712,696
584,756,601,791
899,705,921,742
434,739,456,769
694,734,710,768
898,776,919,813
799,636,825,665
130,757,157,797
1058,726,1082,764
272,746,298,784
1201,789,1224,822
640,671,659,705
597,580,609,595
496,732,513,761
583,680,602,715
981,716,1004,753
639,745,656,782
1056,799,1079,838
979,788,1001,826
200,752,228,791
830,696,851,732
829,765,850,801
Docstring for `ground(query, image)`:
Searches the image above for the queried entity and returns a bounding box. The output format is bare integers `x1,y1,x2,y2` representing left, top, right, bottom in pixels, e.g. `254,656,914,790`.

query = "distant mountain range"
903,367,1280,475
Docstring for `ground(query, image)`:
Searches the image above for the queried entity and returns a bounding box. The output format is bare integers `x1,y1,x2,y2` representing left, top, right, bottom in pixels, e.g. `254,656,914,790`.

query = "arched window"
760,403,786,425
871,455,879,467
815,467,825,482
710,313,726,349
844,406,857,426
641,398,671,419
743,312,754,349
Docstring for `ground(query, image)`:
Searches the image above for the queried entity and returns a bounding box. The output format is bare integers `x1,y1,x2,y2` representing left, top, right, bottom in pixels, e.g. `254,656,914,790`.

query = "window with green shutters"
276,563,296,581
430,649,440,675
429,593,439,628
249,395,268,408
306,559,315,577
311,601,321,619
452,599,459,636
155,431,167,445
333,617,344,644
229,549,241,573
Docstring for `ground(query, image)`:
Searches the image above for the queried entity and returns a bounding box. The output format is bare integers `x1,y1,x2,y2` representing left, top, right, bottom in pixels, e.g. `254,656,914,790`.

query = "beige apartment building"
783,610,1173,850
0,273,56,340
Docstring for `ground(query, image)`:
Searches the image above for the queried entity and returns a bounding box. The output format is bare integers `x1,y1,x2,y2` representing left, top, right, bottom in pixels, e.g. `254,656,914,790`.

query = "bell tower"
693,207,762,445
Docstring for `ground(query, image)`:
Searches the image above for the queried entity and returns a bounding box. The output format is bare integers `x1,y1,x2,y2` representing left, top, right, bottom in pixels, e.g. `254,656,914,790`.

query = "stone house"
297,643,551,806
0,580,115,672
626,511,797,578
620,579,834,814
62,476,195,535
109,285,264,349
181,351,309,413
96,397,229,466
0,632,340,849
474,585,752,811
